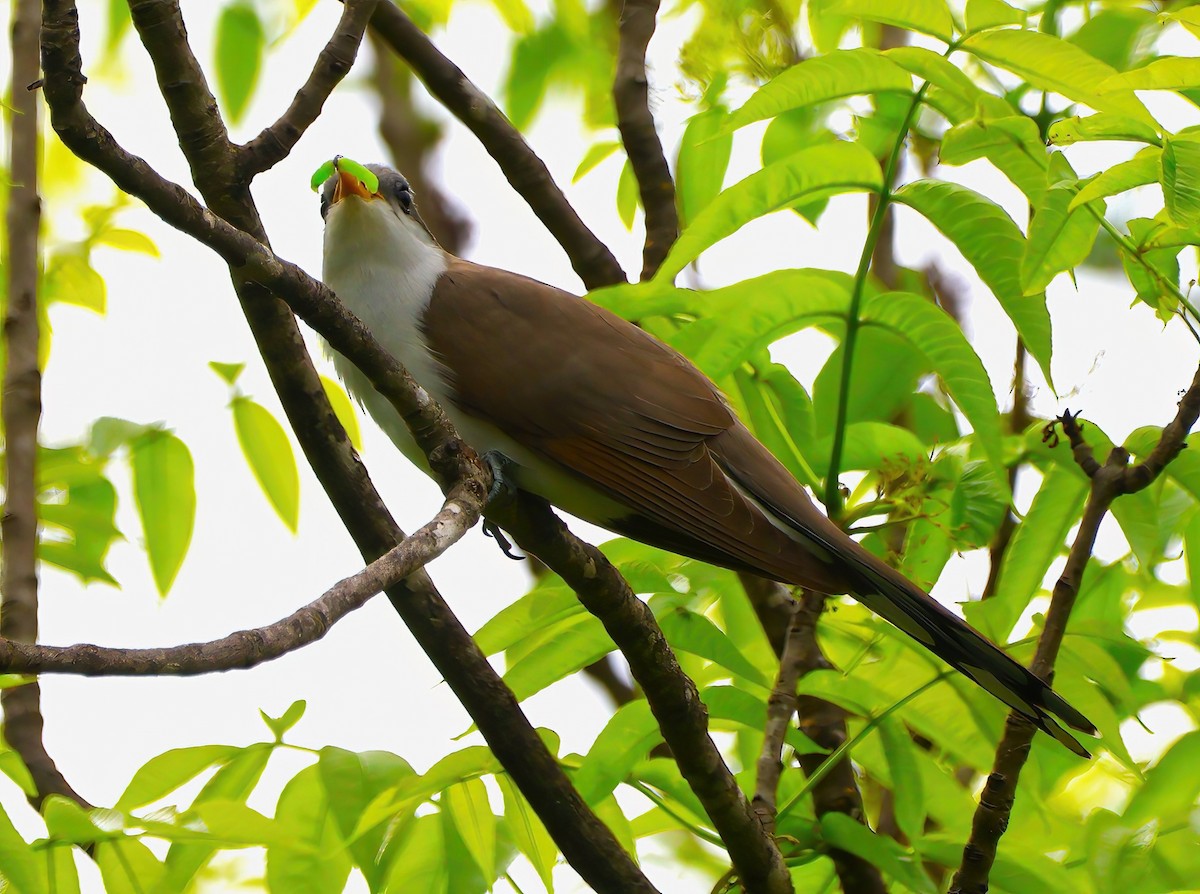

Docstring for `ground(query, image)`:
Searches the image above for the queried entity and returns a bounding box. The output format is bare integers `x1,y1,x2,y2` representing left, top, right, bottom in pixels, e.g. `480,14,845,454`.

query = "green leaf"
1122,217,1182,320
48,846,81,894
827,0,954,41
116,744,240,810
43,250,106,313
194,800,300,848
214,1,264,123
703,686,824,753
1069,8,1156,72
1070,149,1161,210
0,802,42,894
1020,163,1103,295
488,0,533,33
667,272,850,379
658,143,882,281
1046,114,1162,147
572,141,621,183
878,717,925,843
88,416,151,458
947,460,1008,549
97,838,164,894
504,25,567,130
473,581,581,656
655,604,769,685
105,0,132,55
130,428,196,596
963,0,1024,33
231,396,301,533
812,421,927,477
727,49,913,132
617,158,638,230
497,774,556,892
962,30,1154,124
267,766,352,894
1099,57,1200,93
812,328,924,437
318,747,414,887
862,291,1007,488
442,779,497,883
893,179,1053,386
820,813,937,893
1124,729,1200,826
1161,136,1200,227
939,115,1047,203
884,45,981,103
158,744,273,893
208,360,245,385
383,815,448,892
94,227,160,257
319,374,363,451
39,472,121,586
965,465,1087,642
260,699,306,739
677,108,732,228
575,700,660,804
502,614,614,701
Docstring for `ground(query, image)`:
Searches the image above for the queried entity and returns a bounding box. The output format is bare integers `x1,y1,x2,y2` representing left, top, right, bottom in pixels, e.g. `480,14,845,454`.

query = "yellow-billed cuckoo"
319,161,1096,756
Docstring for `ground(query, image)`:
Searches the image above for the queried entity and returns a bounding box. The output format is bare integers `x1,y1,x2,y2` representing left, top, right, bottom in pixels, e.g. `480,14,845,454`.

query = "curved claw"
483,520,524,561
482,449,519,505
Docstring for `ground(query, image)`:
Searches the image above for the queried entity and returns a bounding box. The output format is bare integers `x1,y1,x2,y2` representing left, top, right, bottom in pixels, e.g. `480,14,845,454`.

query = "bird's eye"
394,182,413,214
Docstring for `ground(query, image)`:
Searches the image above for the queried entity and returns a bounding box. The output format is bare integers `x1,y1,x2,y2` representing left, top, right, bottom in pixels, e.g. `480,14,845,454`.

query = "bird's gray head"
319,162,438,250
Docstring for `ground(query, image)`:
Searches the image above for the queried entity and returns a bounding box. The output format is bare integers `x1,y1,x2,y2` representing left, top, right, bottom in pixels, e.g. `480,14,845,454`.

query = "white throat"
321,197,450,469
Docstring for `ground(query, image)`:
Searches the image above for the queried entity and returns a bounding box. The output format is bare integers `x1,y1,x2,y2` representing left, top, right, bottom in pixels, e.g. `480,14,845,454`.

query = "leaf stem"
823,79,935,516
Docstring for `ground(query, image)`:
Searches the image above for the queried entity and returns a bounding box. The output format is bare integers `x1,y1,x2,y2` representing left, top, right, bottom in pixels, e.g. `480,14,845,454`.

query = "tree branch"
0,486,480,676
41,5,658,889
738,576,885,892
240,0,378,175
492,494,793,894
612,0,678,279
2,0,88,811
951,369,1200,894
367,0,626,290
751,601,803,834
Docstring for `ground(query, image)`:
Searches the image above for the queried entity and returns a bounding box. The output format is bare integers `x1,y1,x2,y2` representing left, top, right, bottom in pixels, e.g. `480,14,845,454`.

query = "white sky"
3,2,1199,891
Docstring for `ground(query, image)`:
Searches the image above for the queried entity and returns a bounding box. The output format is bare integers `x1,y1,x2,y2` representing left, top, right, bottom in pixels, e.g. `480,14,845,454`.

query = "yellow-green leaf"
964,0,1024,34
320,375,363,451
727,48,913,132
1070,149,1160,210
1047,113,1161,147
1099,56,1200,93
214,1,264,123
828,0,954,41
130,429,195,596
657,141,882,281
95,227,160,257
1161,136,1200,227
443,779,496,882
231,397,300,533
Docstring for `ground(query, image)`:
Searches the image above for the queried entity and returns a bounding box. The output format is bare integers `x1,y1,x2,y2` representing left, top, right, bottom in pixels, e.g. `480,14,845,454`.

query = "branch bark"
951,372,1200,894
41,4,657,889
492,494,794,894
751,601,803,834
2,0,88,811
367,0,626,290
612,0,678,279
240,0,379,175
0,483,481,676
738,576,886,892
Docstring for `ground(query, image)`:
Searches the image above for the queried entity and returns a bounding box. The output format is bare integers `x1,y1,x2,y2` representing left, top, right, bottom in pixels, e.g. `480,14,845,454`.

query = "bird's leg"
481,450,524,561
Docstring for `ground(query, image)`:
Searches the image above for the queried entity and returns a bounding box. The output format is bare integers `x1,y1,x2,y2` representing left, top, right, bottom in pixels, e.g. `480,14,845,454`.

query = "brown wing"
422,258,853,594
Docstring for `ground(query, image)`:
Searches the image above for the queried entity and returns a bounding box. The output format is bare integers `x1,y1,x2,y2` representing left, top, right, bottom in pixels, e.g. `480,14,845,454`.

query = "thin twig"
240,0,379,175
41,5,658,889
493,494,794,894
951,371,1200,893
368,31,471,253
368,0,626,289
2,0,88,811
751,600,804,834
0,486,481,676
612,0,678,279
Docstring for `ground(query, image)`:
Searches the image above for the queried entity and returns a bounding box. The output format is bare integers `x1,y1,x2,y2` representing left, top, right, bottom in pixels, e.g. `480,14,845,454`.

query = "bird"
317,159,1096,757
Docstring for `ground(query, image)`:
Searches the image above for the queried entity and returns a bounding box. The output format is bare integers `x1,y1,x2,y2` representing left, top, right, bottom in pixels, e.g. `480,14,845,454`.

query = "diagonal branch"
951,370,1200,894
2,0,88,811
240,0,379,175
612,0,678,279
367,0,626,290
0,486,481,676
42,4,658,889
751,599,803,834
739,576,886,892
492,494,794,894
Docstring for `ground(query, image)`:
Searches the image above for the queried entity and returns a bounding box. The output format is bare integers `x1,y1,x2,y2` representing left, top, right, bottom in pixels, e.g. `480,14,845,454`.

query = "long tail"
818,532,1096,757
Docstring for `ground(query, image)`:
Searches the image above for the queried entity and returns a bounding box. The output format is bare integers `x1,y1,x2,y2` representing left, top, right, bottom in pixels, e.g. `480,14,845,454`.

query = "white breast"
321,198,628,525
